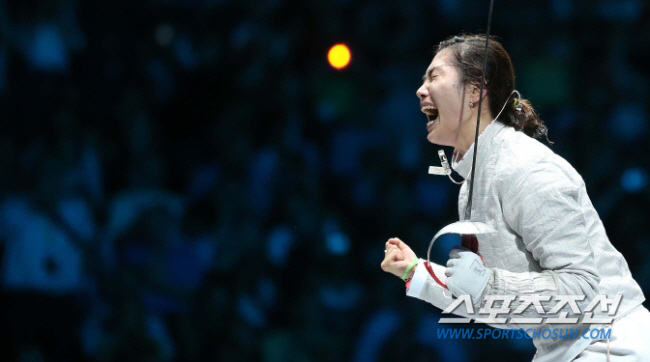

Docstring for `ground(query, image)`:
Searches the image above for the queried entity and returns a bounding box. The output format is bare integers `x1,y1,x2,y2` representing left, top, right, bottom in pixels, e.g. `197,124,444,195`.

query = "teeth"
421,105,438,117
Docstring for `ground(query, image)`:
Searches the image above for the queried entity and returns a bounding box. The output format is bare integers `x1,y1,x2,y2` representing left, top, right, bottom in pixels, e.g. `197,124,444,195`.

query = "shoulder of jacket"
491,129,558,185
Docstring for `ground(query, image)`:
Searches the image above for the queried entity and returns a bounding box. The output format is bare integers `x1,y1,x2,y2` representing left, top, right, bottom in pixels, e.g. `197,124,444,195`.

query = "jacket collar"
451,120,506,179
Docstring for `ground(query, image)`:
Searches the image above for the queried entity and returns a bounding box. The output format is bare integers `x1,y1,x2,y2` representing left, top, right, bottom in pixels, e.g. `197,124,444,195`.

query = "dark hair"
436,34,549,140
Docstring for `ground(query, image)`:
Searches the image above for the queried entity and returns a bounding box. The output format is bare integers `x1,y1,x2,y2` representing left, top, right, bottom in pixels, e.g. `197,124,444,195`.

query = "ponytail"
504,98,551,142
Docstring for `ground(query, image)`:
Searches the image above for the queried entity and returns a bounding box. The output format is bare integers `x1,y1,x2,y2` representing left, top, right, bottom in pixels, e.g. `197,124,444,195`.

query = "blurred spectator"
0,0,648,361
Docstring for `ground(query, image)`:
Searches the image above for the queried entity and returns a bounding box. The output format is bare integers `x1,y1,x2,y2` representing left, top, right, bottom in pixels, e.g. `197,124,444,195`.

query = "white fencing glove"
445,245,491,305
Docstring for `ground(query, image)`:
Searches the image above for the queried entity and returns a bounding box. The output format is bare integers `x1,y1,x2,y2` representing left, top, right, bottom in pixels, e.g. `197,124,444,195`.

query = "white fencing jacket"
406,121,645,361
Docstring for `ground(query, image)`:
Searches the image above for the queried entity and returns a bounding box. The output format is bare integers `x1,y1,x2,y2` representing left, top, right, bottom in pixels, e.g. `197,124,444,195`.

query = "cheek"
439,94,456,117
441,88,464,117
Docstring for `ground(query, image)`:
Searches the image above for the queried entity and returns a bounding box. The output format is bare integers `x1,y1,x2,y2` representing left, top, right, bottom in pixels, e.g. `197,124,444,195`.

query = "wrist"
404,268,416,283
401,258,419,282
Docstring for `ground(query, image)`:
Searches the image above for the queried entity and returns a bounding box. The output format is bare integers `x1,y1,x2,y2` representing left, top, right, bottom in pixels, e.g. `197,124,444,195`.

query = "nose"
416,83,428,101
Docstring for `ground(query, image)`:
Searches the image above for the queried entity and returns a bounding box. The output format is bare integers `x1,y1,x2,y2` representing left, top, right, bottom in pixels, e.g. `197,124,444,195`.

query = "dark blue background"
0,0,648,361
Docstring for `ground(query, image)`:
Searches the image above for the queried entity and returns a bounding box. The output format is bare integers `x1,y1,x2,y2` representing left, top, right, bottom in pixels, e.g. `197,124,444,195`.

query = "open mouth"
421,105,439,123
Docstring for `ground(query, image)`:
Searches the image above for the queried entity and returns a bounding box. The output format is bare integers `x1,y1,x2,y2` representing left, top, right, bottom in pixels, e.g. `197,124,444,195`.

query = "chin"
426,134,441,145
427,133,452,147
426,131,442,145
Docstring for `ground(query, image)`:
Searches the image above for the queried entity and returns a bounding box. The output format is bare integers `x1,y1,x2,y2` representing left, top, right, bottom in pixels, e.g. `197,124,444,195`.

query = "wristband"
401,258,419,282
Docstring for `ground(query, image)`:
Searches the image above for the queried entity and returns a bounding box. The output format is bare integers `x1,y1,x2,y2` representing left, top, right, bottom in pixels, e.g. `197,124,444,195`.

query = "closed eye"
421,74,437,84
423,67,440,82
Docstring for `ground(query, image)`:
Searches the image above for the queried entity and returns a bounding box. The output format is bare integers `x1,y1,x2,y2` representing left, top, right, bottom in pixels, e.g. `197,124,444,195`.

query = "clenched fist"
380,238,418,279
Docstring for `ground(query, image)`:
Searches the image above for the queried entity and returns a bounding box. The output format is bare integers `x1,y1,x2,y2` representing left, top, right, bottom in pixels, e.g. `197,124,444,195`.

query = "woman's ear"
469,85,488,103
468,86,481,104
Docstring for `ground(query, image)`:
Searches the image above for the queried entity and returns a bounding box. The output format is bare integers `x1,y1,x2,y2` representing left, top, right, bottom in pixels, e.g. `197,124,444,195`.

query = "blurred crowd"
0,0,649,361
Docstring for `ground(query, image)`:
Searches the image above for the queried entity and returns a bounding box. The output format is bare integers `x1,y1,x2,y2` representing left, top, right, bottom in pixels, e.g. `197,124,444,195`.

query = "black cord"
464,0,494,221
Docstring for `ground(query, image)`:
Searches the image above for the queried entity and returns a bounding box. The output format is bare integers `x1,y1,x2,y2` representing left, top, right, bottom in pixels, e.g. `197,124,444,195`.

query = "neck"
455,109,493,157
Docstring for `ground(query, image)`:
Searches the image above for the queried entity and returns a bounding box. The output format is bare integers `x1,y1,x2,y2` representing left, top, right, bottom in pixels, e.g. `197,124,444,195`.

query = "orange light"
328,44,351,70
